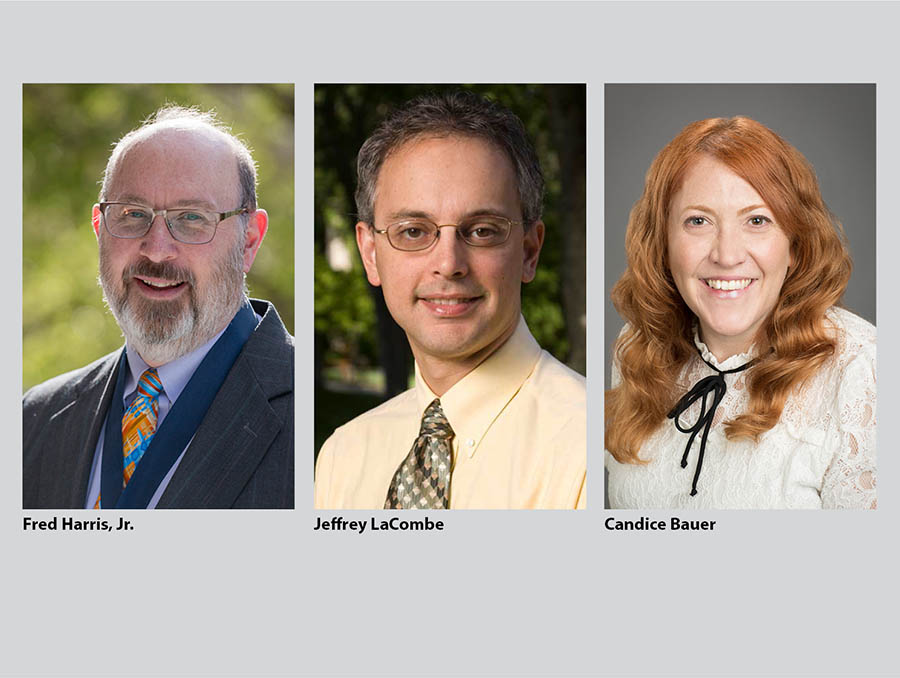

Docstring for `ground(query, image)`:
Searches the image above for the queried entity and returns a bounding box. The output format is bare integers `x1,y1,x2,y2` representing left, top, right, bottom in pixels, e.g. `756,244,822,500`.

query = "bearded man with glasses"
315,91,586,510
24,105,294,509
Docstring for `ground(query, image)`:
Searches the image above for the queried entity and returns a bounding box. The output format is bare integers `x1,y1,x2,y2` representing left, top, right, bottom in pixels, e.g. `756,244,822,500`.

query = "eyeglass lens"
103,204,217,244
387,216,512,251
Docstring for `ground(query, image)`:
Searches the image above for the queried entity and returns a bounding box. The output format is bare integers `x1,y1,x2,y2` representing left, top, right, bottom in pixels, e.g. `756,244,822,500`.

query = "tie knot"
420,398,454,439
136,368,163,401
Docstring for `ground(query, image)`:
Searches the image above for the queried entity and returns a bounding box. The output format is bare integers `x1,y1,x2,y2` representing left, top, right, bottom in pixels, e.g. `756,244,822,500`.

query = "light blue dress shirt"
83,322,234,509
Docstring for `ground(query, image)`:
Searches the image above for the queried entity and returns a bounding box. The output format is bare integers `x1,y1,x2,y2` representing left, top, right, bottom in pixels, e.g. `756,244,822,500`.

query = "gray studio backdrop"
604,83,876,390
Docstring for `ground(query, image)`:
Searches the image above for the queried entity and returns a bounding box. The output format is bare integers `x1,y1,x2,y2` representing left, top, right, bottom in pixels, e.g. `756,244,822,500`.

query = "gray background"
3,2,899,678
605,84,876,389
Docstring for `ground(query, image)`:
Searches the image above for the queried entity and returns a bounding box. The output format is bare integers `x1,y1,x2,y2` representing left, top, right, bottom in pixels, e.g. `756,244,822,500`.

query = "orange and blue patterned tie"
121,368,163,485
93,368,163,509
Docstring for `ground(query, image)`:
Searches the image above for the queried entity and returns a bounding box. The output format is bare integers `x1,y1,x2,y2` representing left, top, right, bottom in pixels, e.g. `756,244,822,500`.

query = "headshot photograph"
314,84,586,509
22,83,295,509
604,84,875,509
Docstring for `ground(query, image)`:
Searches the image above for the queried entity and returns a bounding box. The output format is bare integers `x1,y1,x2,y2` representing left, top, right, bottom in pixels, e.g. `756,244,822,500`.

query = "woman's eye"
687,216,707,227
748,216,771,227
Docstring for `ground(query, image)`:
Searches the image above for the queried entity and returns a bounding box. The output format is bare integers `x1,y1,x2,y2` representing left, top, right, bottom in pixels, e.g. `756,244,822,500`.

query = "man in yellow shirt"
315,91,585,509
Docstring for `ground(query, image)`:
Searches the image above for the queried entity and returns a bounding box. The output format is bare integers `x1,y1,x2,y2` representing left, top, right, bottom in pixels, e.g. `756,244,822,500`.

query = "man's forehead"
374,134,520,217
106,125,239,201
385,133,507,165
118,124,235,163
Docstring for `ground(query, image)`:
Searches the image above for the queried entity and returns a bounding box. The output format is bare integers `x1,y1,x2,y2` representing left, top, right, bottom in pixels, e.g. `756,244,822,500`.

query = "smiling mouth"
421,297,480,305
137,278,184,288
133,277,188,296
703,278,755,291
418,295,482,317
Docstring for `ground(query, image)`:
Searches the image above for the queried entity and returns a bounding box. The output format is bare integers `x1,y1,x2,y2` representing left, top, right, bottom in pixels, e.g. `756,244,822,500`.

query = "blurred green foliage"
23,84,294,390
315,83,579,379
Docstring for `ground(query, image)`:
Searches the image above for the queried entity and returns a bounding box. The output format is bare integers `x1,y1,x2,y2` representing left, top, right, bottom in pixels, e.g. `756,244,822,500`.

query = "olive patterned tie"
384,398,454,509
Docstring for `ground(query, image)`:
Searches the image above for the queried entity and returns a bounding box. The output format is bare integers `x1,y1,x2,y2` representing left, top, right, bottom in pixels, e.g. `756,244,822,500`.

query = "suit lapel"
39,352,121,508
155,301,292,508
155,358,283,508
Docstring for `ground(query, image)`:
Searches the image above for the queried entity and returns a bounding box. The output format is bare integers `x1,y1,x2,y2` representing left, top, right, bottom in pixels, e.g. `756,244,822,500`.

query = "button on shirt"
315,316,587,509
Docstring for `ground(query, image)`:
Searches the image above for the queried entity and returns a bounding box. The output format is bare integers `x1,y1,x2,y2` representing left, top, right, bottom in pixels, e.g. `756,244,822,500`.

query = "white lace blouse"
606,307,876,509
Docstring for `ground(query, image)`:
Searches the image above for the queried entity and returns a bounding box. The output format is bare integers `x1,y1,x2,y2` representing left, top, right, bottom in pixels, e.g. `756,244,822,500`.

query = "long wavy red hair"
606,116,852,464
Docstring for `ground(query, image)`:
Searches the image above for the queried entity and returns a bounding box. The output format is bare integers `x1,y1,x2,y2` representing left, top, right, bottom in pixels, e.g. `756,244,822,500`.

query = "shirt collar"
691,323,756,371
414,315,542,459
124,323,230,402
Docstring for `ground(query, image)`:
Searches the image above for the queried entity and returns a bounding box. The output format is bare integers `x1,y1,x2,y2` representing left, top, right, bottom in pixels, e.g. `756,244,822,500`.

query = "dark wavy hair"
606,116,852,464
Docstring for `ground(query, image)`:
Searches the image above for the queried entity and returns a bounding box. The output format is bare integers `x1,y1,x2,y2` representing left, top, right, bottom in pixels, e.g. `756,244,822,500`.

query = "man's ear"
242,208,269,273
521,220,545,283
356,221,382,287
91,204,102,239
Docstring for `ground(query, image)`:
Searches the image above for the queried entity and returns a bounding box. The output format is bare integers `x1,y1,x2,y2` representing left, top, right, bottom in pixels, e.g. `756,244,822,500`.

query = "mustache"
123,260,195,287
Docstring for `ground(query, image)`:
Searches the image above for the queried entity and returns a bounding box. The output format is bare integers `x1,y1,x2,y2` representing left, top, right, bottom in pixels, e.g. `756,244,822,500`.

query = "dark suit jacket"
23,299,294,509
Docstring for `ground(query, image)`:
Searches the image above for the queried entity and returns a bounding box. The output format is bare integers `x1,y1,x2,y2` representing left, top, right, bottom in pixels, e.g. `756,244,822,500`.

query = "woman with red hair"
605,116,876,509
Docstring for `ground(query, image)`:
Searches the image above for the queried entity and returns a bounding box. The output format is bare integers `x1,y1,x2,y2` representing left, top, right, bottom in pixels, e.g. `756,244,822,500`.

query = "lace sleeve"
821,345,877,509
608,325,628,390
609,350,621,389
605,329,624,478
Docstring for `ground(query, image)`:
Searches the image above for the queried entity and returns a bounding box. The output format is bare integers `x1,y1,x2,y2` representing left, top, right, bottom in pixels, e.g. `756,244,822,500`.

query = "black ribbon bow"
667,350,755,497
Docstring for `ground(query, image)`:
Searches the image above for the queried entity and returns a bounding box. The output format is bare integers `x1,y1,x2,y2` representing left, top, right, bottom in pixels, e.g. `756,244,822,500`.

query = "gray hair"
355,91,544,227
99,105,258,219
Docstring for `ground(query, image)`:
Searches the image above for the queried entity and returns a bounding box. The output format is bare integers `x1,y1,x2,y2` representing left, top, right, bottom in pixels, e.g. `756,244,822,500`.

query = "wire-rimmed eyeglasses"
99,202,249,245
373,215,522,252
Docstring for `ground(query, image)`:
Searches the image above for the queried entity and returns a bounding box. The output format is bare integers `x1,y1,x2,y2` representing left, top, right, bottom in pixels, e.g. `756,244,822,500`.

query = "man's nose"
430,226,469,278
710,225,746,267
139,215,179,261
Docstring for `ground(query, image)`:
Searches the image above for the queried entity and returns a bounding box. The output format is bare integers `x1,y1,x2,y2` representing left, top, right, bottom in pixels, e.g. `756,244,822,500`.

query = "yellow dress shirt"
315,316,586,509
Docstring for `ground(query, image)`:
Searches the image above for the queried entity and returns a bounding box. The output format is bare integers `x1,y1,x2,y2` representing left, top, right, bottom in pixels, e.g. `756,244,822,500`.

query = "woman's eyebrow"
681,204,715,214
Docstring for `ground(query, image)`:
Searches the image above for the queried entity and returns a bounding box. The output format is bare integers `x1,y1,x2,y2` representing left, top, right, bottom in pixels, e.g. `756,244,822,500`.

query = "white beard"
98,235,247,365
